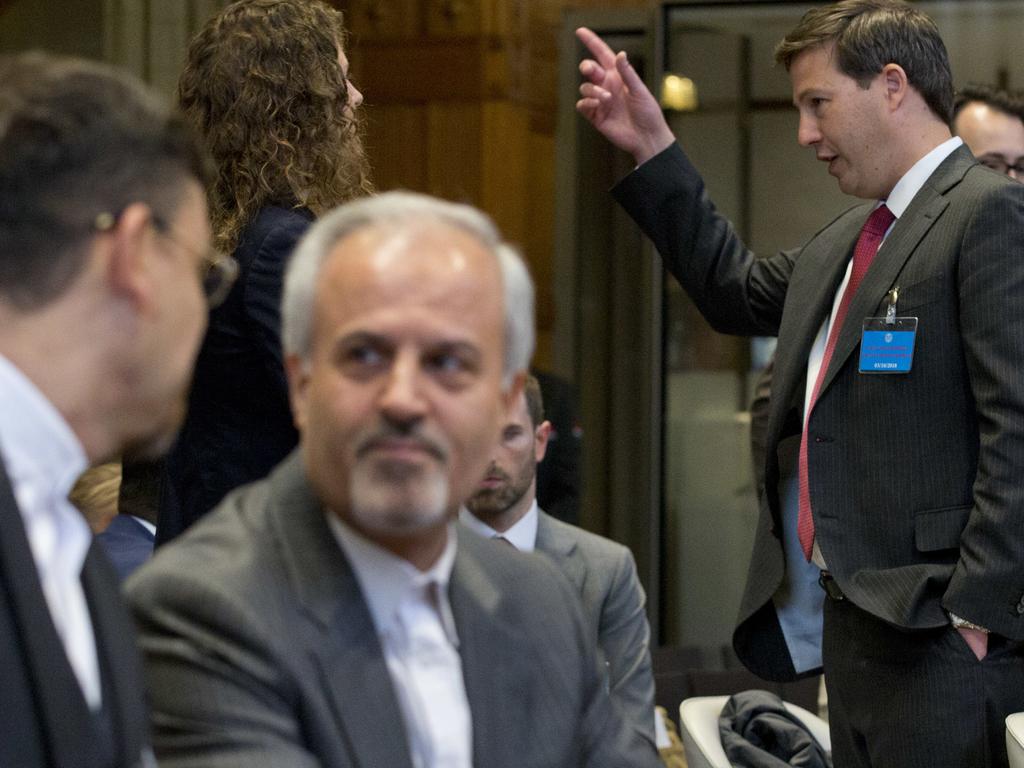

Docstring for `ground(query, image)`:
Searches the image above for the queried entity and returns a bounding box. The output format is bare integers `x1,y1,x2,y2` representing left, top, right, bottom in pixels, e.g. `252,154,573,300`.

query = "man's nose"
797,114,821,147
379,353,427,424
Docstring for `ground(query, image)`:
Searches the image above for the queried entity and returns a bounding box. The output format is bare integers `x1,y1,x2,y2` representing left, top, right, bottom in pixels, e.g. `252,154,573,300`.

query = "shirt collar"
458,500,539,552
131,516,158,537
885,136,963,218
0,353,88,507
327,514,460,645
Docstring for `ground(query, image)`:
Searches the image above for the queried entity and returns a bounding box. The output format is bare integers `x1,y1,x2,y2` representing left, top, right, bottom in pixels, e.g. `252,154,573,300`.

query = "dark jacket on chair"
720,690,831,768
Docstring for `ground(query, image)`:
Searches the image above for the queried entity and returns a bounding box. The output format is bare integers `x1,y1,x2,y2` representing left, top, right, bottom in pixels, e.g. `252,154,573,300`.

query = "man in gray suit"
462,374,656,746
577,1,1024,766
127,192,660,768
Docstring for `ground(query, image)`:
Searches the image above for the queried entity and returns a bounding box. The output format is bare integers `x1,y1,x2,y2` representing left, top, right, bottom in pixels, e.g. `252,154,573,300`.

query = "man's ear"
105,202,156,311
534,419,552,463
881,62,909,110
285,352,311,430
501,370,527,415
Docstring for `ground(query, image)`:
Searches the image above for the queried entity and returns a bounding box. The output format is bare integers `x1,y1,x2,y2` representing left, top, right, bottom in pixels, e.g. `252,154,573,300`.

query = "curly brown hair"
179,0,372,253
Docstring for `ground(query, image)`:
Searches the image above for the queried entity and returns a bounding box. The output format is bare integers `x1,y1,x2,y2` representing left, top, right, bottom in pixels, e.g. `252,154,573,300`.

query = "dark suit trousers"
823,597,1024,768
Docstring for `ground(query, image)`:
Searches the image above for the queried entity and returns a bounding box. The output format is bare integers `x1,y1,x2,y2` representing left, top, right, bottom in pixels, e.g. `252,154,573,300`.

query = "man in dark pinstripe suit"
578,1,1024,766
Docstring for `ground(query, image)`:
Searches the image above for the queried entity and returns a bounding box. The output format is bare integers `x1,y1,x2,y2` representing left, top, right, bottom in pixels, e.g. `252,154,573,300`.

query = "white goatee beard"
348,460,450,536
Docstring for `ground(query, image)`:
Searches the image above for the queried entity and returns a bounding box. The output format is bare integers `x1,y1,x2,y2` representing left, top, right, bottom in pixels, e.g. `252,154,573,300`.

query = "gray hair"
282,191,534,386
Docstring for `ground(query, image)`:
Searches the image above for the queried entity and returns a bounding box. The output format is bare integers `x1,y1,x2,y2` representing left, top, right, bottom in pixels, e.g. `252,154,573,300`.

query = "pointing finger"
576,27,618,70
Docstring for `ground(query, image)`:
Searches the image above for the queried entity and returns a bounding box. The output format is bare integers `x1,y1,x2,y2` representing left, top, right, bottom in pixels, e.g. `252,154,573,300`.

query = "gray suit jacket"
534,510,656,746
614,143,1024,680
127,453,660,767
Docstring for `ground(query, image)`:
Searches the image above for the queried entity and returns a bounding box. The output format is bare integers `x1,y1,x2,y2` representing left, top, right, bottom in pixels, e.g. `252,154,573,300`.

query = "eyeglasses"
94,211,240,308
150,215,239,308
977,154,1024,178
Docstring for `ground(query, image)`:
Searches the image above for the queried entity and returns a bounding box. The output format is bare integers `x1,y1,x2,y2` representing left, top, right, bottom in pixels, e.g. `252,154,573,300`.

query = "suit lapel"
817,174,955,396
768,207,865,445
81,545,148,767
268,453,414,768
316,595,414,768
0,459,99,768
450,538,537,767
534,511,585,594
778,147,972,409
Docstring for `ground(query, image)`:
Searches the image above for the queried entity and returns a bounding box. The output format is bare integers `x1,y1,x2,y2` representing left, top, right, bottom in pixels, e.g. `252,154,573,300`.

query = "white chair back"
1007,712,1024,768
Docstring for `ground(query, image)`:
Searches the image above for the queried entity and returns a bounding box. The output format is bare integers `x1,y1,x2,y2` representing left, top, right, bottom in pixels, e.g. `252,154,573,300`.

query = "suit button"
1016,595,1024,615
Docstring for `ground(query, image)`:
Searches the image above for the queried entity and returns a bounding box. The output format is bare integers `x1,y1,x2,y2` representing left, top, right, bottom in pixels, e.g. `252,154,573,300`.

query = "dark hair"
179,0,373,254
952,83,1024,125
775,0,953,124
0,52,209,310
523,375,545,429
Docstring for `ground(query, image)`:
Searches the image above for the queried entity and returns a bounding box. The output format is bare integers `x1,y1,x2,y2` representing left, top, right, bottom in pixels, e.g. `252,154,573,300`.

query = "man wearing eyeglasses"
953,83,1024,181
0,52,221,767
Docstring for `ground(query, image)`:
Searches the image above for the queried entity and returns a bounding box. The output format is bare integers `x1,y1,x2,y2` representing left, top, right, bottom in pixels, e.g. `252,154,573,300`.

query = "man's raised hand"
575,27,675,166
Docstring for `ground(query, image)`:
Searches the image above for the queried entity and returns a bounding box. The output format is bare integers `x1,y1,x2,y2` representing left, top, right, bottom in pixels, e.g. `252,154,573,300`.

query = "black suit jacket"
0,460,150,767
129,453,660,768
615,143,1024,680
158,205,314,545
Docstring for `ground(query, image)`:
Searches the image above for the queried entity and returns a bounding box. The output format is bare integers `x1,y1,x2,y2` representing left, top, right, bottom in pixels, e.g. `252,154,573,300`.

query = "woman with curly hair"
157,0,372,545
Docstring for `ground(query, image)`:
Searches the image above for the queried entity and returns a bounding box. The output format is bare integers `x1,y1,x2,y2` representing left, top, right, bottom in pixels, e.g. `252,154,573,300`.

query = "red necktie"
797,204,895,560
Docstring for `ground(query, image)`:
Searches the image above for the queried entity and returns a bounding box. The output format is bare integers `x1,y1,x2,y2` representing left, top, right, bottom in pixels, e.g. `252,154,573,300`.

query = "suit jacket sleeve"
127,567,321,768
600,547,656,746
942,185,1024,637
612,143,796,337
549,563,659,768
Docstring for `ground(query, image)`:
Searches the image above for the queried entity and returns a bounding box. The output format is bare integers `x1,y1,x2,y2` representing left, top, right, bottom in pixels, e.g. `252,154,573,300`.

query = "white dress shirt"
131,516,157,537
458,500,539,551
0,353,100,709
328,516,473,768
804,136,963,566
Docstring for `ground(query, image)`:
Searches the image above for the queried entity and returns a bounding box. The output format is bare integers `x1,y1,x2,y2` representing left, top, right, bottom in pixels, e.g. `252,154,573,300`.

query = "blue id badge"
860,318,917,372
860,286,917,373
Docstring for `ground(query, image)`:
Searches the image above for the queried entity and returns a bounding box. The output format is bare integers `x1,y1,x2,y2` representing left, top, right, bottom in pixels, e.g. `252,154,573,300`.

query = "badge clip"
860,286,916,374
885,286,899,325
